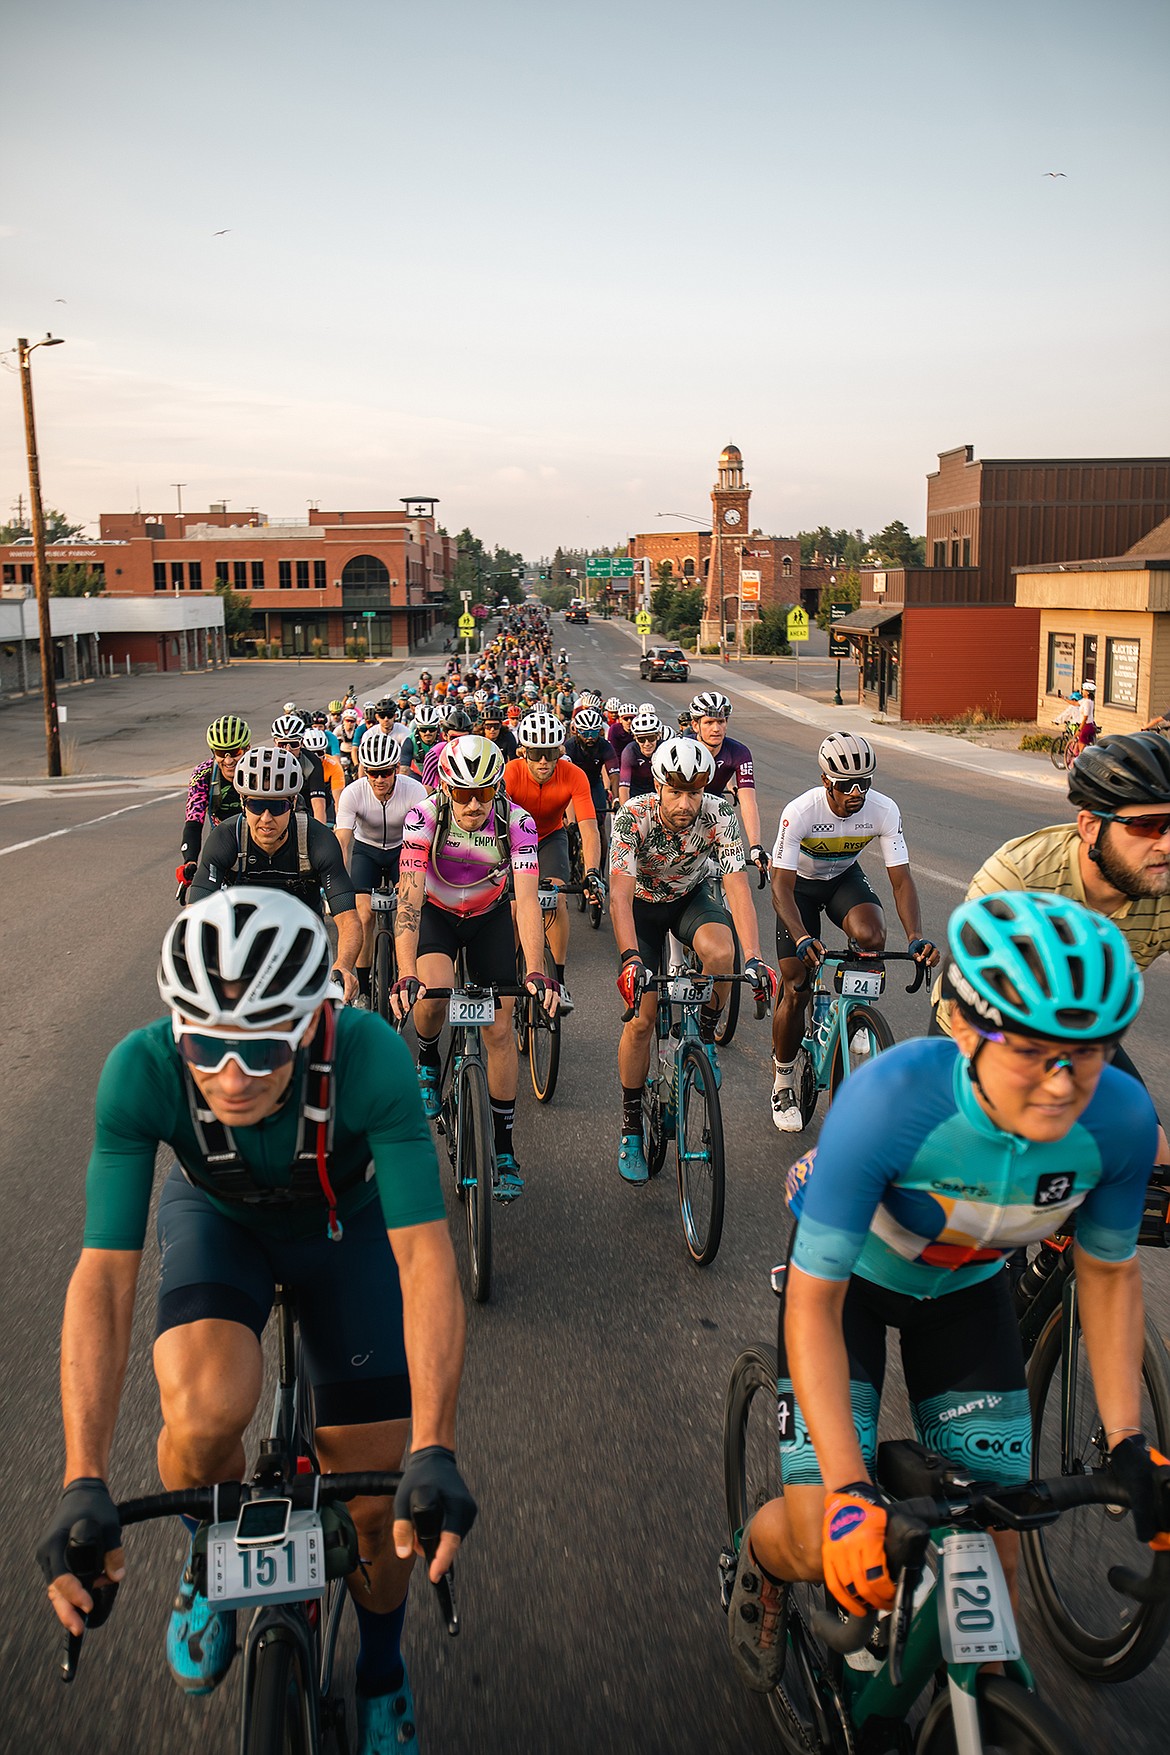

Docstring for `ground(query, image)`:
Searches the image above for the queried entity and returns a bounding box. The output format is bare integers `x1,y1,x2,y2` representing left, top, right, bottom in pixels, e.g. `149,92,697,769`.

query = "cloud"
0,225,16,239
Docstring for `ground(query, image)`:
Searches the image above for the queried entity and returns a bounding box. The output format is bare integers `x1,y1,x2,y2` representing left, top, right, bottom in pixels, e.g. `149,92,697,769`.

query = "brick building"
0,499,454,662
840,445,1170,718
626,443,825,643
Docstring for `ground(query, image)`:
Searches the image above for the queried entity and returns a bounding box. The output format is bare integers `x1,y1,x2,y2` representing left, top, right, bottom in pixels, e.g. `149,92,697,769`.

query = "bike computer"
235,1497,293,1547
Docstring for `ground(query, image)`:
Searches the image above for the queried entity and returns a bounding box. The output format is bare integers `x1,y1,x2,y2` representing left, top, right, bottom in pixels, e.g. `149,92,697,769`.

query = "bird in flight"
55,298,67,303
213,228,231,236
1042,171,1067,177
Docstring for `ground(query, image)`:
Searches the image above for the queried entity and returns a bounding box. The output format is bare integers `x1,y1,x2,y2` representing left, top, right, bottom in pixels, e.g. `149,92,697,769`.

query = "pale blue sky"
2,0,1167,555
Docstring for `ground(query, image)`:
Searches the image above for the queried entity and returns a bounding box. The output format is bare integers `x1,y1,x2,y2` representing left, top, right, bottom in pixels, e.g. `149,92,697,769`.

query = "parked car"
639,645,690,682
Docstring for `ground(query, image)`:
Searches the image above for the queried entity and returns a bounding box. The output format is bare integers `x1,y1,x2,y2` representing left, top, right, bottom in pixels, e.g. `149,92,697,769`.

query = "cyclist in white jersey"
336,732,428,1008
769,733,938,1132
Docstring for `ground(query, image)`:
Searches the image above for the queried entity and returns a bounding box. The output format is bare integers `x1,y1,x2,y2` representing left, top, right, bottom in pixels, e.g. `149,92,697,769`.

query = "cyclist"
272,714,330,824
1053,680,1097,759
677,707,695,739
609,737,776,1184
301,726,346,823
421,705,473,790
335,732,428,1009
608,702,637,760
399,703,443,778
726,892,1168,1692
178,715,250,892
617,707,662,805
564,705,620,850
689,691,769,881
337,707,364,781
372,696,403,741
36,890,474,1752
769,732,938,1133
504,710,605,990
311,708,341,755
392,736,560,1200
479,704,518,763
188,747,362,1000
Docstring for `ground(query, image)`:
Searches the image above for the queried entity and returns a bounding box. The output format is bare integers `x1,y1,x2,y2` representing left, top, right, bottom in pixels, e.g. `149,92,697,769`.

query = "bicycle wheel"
1064,734,1080,771
1022,1303,1170,1680
244,1632,313,1755
724,1345,833,1755
827,1002,894,1100
1049,731,1069,770
370,927,393,1026
643,1032,670,1177
714,929,742,1047
677,1041,725,1266
916,1673,1088,1755
529,948,562,1103
456,1057,494,1303
796,1047,820,1130
513,952,530,1054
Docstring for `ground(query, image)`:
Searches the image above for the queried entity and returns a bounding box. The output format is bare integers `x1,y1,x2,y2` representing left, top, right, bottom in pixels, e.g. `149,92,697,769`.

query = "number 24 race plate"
207,1510,326,1610
839,968,884,1000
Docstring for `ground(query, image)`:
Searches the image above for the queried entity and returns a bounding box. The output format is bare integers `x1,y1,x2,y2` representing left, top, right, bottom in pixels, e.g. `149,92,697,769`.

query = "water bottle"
811,984,831,1043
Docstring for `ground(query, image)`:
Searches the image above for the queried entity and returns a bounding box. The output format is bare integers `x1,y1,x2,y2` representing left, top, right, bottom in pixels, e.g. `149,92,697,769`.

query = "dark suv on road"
565,605,589,624
639,645,690,682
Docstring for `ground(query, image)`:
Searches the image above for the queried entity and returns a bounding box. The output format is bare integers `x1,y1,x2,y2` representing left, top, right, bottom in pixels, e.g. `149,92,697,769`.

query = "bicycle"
367,866,398,1027
672,862,767,1048
791,946,926,1129
638,970,763,1267
426,966,528,1305
1011,1173,1170,1680
57,1283,458,1753
514,882,586,1103
1048,724,1080,770
721,1277,1170,1754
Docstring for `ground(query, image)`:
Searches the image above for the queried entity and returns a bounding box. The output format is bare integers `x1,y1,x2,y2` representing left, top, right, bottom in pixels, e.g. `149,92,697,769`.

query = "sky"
2,0,1167,557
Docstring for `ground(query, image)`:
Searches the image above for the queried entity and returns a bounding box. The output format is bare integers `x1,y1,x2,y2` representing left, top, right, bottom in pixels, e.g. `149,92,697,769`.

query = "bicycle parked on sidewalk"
56,1283,458,1755
790,945,926,1128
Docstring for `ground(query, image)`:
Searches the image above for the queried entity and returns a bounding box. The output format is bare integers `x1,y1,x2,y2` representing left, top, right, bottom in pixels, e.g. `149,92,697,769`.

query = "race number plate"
838,967,885,1000
448,994,495,1027
538,887,561,912
371,891,395,913
937,1531,1020,1664
207,1510,325,1610
667,975,713,1006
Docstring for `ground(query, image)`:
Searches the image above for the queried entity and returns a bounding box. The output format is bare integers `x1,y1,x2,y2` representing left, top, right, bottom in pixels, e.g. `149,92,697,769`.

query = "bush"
311,638,326,659
699,644,721,655
749,608,792,656
1019,731,1058,752
345,637,369,661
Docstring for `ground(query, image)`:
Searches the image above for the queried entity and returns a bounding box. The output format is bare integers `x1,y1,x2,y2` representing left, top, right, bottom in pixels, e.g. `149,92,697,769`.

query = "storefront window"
1046,632,1075,694
1105,638,1140,711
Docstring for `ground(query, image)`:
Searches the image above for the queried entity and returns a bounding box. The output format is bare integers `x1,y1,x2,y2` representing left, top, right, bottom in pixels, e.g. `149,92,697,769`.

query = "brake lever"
409,1490,459,1636
60,1524,117,1684
887,1558,922,1688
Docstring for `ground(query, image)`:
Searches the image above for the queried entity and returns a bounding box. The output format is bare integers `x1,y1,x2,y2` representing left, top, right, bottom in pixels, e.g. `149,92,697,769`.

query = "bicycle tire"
677,1042,725,1266
1049,730,1068,771
827,1002,894,1101
796,1047,820,1130
643,1032,670,1178
529,946,561,1103
1022,1303,1170,1680
723,1345,829,1755
513,952,530,1055
588,897,602,930
457,1058,494,1303
714,929,742,1047
244,1632,313,1755
1064,735,1080,771
370,927,393,1027
916,1673,1089,1755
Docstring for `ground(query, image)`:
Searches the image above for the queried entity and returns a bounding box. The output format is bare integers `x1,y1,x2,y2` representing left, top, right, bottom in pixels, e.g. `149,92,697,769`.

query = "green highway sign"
611,559,635,576
586,558,612,577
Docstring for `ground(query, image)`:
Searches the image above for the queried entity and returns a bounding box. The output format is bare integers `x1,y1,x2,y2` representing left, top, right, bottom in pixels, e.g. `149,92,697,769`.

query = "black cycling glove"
1110,1435,1170,1545
394,1446,477,1542
36,1478,122,1588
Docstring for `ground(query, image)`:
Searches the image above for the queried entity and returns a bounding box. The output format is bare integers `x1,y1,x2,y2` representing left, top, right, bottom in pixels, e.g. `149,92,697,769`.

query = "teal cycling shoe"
494,1150,524,1202
166,1537,236,1696
356,1667,419,1753
417,1058,442,1120
618,1133,649,1185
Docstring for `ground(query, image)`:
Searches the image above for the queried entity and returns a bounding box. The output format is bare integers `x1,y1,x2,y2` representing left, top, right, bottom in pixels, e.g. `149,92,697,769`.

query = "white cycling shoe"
770,1084,804,1134
849,1029,872,1057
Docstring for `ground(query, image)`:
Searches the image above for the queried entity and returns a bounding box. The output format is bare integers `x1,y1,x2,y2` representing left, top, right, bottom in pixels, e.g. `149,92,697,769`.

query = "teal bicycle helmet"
946,890,1141,1041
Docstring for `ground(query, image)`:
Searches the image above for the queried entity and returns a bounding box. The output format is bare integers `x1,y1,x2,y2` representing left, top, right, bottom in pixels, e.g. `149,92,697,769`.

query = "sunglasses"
365,767,397,780
1098,810,1170,840
172,1017,307,1076
526,748,560,760
448,784,497,804
636,733,660,745
828,776,873,795
275,739,302,751
970,1022,1116,1078
243,797,294,817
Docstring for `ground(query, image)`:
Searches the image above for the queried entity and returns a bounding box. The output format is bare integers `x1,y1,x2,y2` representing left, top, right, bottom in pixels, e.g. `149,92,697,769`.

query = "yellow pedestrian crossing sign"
635,610,652,634
786,606,810,643
458,613,476,637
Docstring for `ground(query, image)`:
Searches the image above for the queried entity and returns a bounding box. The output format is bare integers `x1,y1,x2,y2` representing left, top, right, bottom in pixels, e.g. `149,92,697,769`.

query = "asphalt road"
2,621,1167,1753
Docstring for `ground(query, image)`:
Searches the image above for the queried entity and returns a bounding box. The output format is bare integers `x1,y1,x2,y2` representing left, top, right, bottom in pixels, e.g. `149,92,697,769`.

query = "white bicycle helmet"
438,735,505,789
651,737,716,789
159,888,333,1029
578,690,603,709
604,696,621,714
572,707,605,735
234,746,304,798
271,713,305,741
818,732,877,780
631,707,662,736
360,731,401,772
411,704,442,729
690,691,731,719
301,728,329,754
281,700,298,715
518,710,566,750
617,701,636,717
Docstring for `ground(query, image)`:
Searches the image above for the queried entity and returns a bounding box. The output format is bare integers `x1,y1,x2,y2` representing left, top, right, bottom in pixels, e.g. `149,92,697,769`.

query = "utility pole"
172,482,187,525
18,335,65,777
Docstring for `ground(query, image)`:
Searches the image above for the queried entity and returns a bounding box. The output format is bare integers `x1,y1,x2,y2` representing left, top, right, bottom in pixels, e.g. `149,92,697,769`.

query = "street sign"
787,606,810,643
635,610,652,634
362,610,376,619
611,559,635,577
740,570,761,605
586,558,612,578
457,613,476,636
828,603,852,658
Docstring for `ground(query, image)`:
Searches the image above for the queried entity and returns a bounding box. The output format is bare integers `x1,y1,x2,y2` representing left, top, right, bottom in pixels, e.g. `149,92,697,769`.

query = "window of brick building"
933,540,946,566
296,560,310,589
279,560,292,590
962,537,971,567
314,559,326,589
782,556,793,577
950,540,960,566
3,564,15,585
215,560,229,586
1105,638,1140,711
234,561,247,590
189,561,202,590
21,564,33,585
171,562,184,589
252,560,265,589
154,562,167,592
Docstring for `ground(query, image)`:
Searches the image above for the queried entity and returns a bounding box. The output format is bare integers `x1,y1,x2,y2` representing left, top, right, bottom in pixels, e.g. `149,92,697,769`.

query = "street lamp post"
830,572,843,705
18,334,65,777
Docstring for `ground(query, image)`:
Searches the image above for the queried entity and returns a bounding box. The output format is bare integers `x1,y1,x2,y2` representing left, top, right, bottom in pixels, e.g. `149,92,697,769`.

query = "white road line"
0,789,184,858
913,864,968,891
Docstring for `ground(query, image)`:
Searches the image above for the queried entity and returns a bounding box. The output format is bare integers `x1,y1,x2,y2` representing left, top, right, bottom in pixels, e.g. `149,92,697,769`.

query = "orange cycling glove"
822,1484,897,1616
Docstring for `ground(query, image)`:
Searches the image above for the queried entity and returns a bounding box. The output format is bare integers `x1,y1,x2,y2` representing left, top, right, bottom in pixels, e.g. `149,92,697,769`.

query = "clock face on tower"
723,508,742,526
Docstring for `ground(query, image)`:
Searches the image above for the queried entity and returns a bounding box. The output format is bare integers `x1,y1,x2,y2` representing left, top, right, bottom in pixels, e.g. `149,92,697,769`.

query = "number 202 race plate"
207,1510,326,1610
448,995,495,1027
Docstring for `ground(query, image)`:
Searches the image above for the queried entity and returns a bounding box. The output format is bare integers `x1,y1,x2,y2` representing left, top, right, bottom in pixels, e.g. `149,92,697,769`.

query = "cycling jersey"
503,757,596,840
609,724,633,759
82,1009,444,1248
400,795,538,916
190,816,356,918
336,773,428,850
296,750,332,815
565,736,618,791
618,741,656,799
180,758,243,863
704,734,755,796
773,785,909,881
787,1037,1157,1300
610,794,746,902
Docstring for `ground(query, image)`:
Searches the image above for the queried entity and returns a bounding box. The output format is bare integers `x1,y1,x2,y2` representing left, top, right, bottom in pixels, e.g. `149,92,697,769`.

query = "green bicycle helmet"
207,714,250,753
945,890,1141,1041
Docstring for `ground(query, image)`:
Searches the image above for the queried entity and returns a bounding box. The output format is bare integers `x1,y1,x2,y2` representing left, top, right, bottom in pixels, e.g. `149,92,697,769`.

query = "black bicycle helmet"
1067,732,1170,812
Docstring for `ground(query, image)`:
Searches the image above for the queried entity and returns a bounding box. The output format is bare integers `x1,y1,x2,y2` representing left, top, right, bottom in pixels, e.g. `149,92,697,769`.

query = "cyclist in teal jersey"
36,890,472,1755
727,890,1170,1692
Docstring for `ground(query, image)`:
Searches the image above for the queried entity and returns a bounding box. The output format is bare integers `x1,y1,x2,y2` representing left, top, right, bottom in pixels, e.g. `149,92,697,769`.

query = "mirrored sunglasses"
1098,810,1170,840
243,797,294,816
172,1017,307,1076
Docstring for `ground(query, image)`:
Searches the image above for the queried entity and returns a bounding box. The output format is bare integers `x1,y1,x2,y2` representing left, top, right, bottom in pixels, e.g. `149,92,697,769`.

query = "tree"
868,520,925,568
48,563,106,597
0,506,85,544
748,608,791,656
215,580,254,642
815,569,860,631
798,526,865,567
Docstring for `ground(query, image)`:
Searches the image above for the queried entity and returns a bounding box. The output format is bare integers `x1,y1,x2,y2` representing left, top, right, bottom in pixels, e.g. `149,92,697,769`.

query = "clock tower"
701,442,752,649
